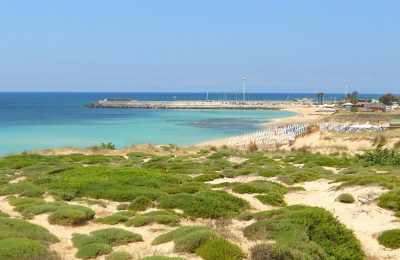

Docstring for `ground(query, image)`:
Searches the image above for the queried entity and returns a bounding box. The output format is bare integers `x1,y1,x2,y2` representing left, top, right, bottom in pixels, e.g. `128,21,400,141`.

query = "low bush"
152,226,217,252
0,183,44,197
0,217,59,244
48,209,87,226
106,251,133,260
193,173,223,182
89,228,143,246
0,237,55,260
196,238,245,260
75,243,112,259
232,180,286,194
243,205,364,260
158,190,249,218
72,228,142,248
128,196,153,211
117,203,129,211
250,242,326,260
255,193,286,207
93,211,136,225
356,147,400,166
337,193,355,203
140,257,186,260
174,229,217,253
378,229,400,249
125,210,180,227
378,191,400,214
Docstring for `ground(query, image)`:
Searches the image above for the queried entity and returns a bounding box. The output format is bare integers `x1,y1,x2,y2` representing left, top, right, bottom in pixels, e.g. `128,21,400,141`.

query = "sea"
0,92,382,156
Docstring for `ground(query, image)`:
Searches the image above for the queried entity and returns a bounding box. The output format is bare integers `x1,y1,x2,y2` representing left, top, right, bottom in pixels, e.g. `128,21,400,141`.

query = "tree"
316,92,325,105
346,91,359,104
379,93,397,105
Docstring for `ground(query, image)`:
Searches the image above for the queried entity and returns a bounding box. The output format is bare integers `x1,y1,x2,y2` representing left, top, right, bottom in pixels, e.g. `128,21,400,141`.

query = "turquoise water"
0,93,297,155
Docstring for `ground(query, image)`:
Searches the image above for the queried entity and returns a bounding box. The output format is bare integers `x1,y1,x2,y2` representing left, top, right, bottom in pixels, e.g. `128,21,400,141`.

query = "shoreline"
196,106,333,147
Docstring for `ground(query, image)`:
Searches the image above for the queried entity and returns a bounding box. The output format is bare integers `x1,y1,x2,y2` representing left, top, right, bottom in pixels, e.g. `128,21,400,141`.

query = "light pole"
242,78,247,102
344,80,349,99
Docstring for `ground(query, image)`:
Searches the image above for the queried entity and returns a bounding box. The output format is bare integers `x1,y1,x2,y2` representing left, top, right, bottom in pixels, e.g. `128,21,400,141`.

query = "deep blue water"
0,92,382,155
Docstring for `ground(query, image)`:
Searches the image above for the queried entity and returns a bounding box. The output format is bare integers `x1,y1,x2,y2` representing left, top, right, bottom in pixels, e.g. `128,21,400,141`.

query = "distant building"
364,102,385,112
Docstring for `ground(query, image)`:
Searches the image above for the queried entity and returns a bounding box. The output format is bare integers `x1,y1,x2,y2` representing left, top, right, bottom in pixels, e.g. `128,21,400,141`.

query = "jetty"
86,99,312,110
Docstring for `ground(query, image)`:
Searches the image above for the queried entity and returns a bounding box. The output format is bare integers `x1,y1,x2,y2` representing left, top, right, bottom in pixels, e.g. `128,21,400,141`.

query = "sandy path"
285,180,400,260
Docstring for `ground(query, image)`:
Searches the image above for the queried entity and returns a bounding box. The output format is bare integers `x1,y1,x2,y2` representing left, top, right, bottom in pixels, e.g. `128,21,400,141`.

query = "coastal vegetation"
0,144,400,259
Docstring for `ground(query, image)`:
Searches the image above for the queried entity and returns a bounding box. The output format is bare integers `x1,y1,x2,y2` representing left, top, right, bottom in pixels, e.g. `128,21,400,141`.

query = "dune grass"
124,210,180,227
152,226,218,253
377,229,400,249
196,238,245,260
158,190,249,218
243,205,364,260
72,228,142,259
0,214,59,260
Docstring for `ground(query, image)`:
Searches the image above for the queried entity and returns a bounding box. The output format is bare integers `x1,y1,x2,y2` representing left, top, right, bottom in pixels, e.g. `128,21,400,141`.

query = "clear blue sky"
0,0,399,93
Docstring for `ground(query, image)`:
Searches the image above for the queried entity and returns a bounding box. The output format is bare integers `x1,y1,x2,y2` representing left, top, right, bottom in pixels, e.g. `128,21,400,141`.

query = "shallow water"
0,93,300,155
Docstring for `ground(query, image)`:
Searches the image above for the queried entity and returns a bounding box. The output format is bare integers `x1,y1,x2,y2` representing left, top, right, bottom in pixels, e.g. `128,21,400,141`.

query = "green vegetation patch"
106,251,133,260
72,228,142,259
378,191,400,216
140,257,186,260
196,238,245,260
93,211,136,225
127,196,153,211
152,226,217,253
158,190,249,218
243,205,364,260
337,193,355,203
48,205,95,226
33,166,206,202
0,237,55,260
378,229,400,249
0,216,59,244
75,243,112,259
125,210,180,227
0,214,59,260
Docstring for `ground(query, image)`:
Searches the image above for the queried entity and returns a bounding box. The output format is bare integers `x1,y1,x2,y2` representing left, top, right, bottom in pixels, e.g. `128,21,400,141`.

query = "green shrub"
128,196,153,211
72,228,142,248
174,229,217,253
48,206,95,226
89,228,143,246
378,191,400,213
0,183,44,197
196,238,245,260
232,180,286,194
158,190,249,218
0,217,59,244
117,203,129,210
250,242,327,260
255,193,286,207
93,211,136,225
152,226,215,246
75,243,112,259
193,173,223,182
356,147,400,166
125,211,180,227
140,257,186,260
337,193,355,203
0,237,54,260
243,205,364,260
0,210,8,217
106,251,133,260
378,229,400,249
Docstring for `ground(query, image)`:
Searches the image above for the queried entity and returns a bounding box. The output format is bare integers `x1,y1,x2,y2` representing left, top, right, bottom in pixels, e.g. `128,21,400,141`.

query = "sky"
0,0,399,93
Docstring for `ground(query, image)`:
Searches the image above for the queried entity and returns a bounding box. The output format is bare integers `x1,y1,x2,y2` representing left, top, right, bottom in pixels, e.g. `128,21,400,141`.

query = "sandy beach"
197,106,332,147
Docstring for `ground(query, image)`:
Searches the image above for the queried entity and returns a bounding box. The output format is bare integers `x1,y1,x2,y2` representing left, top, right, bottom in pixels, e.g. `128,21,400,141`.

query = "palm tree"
316,92,325,105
